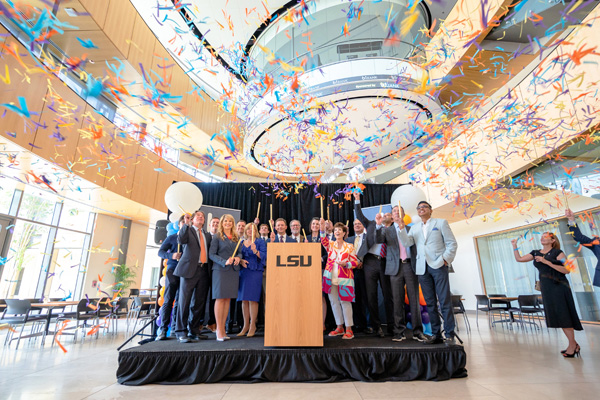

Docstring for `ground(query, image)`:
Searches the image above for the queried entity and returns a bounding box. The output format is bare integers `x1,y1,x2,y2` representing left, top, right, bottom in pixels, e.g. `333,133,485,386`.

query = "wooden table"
31,301,79,335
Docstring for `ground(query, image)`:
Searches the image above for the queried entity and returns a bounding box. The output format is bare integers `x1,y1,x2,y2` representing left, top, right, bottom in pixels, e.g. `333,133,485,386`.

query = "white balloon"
164,182,203,213
169,211,182,223
159,276,166,288
390,185,427,215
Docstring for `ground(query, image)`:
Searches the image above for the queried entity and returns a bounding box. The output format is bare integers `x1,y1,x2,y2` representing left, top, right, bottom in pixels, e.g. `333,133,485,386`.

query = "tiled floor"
1,315,598,400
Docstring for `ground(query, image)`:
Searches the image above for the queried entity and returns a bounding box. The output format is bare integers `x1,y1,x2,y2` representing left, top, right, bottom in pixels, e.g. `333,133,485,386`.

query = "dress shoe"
247,325,257,338
364,327,374,334
188,333,208,341
155,331,167,341
376,327,385,338
444,336,456,346
177,336,191,343
412,332,428,343
392,334,406,342
425,335,444,345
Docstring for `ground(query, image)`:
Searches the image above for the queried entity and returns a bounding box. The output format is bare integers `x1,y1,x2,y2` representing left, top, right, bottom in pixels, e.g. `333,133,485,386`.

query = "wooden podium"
264,242,323,347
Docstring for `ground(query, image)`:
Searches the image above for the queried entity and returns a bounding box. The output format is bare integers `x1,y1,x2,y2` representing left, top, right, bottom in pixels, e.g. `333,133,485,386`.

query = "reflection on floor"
0,314,599,400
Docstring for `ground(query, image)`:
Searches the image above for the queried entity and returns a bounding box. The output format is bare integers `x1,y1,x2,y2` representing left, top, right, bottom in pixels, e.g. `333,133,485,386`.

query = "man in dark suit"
346,219,372,333
174,210,212,343
156,214,190,340
566,208,600,287
269,218,296,243
376,206,428,342
354,192,394,337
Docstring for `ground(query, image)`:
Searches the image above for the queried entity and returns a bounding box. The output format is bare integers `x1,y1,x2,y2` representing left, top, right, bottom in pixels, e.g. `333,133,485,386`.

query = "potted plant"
112,263,137,296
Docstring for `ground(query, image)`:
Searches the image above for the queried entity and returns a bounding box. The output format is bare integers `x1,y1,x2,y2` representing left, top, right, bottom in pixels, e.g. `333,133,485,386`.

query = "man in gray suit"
397,201,458,345
174,210,212,343
346,219,372,333
376,206,428,343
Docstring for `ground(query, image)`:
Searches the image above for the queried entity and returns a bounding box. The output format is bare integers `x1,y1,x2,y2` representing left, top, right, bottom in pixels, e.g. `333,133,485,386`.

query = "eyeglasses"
416,205,431,210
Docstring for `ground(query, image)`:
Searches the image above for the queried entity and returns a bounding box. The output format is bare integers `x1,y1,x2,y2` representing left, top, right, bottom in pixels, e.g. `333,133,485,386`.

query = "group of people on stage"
157,193,590,354
157,189,460,345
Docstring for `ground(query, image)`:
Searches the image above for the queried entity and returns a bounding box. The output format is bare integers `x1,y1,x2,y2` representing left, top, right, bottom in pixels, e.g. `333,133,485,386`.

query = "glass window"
59,200,93,232
0,177,16,215
44,229,88,300
17,186,57,224
0,220,50,299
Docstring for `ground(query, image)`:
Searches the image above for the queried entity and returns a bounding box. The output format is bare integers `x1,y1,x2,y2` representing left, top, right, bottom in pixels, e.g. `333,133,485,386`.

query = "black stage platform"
117,332,467,385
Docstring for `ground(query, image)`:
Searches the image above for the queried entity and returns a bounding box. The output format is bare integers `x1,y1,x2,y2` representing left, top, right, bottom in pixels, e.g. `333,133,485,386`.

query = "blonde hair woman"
209,214,242,341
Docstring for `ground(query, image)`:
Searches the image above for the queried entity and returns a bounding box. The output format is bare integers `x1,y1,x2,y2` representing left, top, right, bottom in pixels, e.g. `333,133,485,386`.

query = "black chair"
129,289,139,297
1,299,47,349
515,295,545,332
451,295,471,333
488,294,511,328
110,297,129,333
128,297,155,337
53,299,100,344
475,295,492,328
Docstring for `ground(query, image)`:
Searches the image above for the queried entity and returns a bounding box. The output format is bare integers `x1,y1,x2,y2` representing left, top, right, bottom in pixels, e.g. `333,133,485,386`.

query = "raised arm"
353,192,371,228
566,208,596,245
511,239,534,262
178,224,191,244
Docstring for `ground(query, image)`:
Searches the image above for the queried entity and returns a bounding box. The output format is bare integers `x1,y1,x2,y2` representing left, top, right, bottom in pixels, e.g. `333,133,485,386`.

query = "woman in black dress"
511,232,583,357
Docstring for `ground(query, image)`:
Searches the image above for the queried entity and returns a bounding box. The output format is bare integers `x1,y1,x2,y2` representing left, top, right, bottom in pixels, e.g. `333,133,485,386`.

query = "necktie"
380,243,387,258
354,234,360,249
279,235,283,242
199,230,207,263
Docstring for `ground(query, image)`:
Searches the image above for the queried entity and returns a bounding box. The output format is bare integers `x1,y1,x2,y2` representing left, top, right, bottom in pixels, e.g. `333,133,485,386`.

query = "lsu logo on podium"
276,255,312,267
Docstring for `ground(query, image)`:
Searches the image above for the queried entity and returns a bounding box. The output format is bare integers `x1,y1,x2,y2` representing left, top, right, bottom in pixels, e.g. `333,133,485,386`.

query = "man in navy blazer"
566,209,600,287
174,210,212,343
269,218,297,243
156,214,190,340
346,219,372,333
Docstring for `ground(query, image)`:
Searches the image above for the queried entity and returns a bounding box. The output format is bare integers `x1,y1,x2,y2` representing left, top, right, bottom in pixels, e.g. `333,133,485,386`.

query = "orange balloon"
404,284,427,306
403,214,412,225
158,297,164,307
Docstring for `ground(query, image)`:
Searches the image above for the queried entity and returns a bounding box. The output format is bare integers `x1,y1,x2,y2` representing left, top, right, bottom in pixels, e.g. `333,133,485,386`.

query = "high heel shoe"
561,344,580,355
563,345,581,358
237,327,249,337
247,325,256,338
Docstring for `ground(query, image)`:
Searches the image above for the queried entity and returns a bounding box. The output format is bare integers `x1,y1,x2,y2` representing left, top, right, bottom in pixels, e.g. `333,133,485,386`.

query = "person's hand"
226,257,233,265
336,261,347,268
172,253,181,260
254,218,260,225
510,239,518,248
250,242,257,252
320,217,326,231
356,262,363,269
233,257,241,266
375,213,382,225
353,191,360,201
565,209,575,222
534,256,548,264
240,259,249,268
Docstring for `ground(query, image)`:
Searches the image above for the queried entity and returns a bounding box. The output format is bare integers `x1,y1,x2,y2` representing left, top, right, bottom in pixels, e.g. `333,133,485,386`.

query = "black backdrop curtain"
193,183,402,236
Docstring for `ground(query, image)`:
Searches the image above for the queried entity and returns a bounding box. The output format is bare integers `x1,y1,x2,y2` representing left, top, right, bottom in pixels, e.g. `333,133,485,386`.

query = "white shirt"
291,234,301,242
421,219,430,241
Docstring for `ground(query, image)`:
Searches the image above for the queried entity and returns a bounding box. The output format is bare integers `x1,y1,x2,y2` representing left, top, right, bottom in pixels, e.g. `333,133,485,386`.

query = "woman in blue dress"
238,223,266,337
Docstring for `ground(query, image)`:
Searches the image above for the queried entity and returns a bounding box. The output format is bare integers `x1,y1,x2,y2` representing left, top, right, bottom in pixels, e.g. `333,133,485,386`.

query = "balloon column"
155,260,168,328
405,285,432,335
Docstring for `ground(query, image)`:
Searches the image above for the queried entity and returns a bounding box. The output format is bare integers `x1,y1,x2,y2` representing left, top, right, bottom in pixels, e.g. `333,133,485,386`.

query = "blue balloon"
421,311,430,325
167,222,179,236
156,315,162,326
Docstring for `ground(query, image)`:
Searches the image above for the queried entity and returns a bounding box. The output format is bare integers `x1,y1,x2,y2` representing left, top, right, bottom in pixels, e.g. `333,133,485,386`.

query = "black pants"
419,264,455,338
352,267,369,330
175,264,210,337
158,269,180,332
389,261,422,335
363,254,393,332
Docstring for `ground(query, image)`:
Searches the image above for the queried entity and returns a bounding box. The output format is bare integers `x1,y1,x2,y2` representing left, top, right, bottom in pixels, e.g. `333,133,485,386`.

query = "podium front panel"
265,243,323,347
